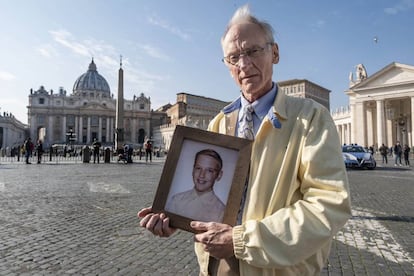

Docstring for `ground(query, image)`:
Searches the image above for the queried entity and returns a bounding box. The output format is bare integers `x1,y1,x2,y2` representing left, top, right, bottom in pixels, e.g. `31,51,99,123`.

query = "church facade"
332,62,414,149
27,59,159,148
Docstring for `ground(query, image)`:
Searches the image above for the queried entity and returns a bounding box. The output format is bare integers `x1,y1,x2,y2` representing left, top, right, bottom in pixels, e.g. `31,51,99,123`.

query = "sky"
1,0,413,124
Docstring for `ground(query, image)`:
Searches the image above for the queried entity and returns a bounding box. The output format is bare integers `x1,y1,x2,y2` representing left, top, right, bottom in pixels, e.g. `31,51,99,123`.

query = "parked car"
342,145,376,170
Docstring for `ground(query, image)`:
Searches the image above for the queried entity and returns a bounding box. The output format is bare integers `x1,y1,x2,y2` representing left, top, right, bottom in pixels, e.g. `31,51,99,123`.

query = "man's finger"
190,221,209,231
139,214,152,228
137,207,152,218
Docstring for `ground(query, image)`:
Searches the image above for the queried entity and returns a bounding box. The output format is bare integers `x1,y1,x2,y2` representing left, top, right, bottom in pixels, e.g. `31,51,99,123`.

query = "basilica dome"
73,59,110,96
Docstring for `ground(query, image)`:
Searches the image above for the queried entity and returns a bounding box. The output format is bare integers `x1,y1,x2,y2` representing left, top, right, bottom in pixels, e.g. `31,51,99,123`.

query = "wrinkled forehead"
223,22,267,53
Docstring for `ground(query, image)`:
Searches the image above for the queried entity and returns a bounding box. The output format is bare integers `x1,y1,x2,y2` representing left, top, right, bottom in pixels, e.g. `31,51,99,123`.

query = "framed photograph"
152,125,253,233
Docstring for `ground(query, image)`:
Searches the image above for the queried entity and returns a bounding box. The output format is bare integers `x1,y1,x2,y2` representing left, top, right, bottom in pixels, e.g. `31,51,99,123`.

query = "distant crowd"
0,138,164,164
344,141,411,167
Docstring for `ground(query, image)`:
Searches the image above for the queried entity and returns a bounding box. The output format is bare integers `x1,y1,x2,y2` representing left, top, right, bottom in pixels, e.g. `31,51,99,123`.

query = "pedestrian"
369,145,374,155
145,140,152,163
36,140,43,164
403,144,410,166
394,141,403,166
24,137,33,164
379,143,388,164
138,5,351,275
92,138,101,164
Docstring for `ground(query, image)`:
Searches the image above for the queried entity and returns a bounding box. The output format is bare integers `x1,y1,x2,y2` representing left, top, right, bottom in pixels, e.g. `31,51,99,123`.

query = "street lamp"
66,128,77,148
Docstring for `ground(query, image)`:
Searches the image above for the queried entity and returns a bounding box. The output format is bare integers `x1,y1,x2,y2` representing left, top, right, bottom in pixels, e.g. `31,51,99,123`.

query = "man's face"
222,22,279,102
192,155,223,193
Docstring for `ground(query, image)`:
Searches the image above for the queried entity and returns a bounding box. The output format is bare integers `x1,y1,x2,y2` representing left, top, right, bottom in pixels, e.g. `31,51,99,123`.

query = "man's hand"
138,207,176,237
191,221,234,259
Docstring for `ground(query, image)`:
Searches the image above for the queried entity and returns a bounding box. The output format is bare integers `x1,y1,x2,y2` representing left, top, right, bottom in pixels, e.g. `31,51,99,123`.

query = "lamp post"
66,128,76,155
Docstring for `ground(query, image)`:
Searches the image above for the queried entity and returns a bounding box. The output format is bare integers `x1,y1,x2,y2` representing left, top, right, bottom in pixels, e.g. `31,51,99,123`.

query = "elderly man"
139,5,351,275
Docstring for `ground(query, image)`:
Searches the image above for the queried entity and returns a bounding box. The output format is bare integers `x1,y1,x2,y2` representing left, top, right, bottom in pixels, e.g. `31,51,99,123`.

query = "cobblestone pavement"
0,156,413,275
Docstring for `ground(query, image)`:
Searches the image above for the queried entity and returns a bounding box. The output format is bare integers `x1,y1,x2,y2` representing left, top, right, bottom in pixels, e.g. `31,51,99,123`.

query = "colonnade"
340,97,414,149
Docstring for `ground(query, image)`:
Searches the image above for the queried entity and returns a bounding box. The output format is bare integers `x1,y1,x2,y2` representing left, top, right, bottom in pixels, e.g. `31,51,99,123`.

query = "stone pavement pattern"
0,158,413,275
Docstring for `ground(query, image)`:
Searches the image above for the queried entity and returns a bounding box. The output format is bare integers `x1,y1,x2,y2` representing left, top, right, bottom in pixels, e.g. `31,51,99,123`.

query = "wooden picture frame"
152,125,252,233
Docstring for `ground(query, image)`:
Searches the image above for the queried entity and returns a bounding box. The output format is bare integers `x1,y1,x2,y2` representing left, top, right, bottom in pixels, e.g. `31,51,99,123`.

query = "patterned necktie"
238,104,254,140
236,104,254,225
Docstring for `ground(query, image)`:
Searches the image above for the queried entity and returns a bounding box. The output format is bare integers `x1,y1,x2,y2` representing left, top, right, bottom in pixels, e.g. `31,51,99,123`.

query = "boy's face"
192,155,223,193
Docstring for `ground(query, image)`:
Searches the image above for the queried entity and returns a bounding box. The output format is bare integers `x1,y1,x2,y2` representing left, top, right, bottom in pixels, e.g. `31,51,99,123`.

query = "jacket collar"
222,83,285,129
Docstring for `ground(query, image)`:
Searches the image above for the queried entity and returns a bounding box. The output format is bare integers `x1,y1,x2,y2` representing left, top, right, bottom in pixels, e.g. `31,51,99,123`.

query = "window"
39,98,45,104
67,115,75,126
140,103,145,109
37,115,45,124
91,116,99,126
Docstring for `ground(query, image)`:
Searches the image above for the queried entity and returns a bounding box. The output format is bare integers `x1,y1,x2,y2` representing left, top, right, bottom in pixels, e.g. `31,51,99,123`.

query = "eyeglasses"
222,43,272,65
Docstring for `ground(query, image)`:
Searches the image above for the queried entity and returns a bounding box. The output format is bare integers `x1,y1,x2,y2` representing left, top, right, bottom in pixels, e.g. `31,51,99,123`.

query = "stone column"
132,118,137,143
341,125,345,145
376,100,384,147
62,116,67,142
367,105,374,147
79,117,83,143
87,117,91,143
350,103,356,144
411,97,414,147
385,101,394,147
48,115,53,143
106,117,110,143
336,125,341,144
110,117,114,143
75,116,79,143
98,117,102,141
353,102,366,146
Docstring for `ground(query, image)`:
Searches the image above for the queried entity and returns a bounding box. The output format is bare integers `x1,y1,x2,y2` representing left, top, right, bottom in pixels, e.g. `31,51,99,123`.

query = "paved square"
0,157,413,275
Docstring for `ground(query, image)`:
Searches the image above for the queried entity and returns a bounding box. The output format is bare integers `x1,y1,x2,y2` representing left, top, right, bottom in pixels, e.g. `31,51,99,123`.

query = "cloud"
0,70,16,81
384,0,414,14
47,29,168,97
139,44,171,61
315,19,326,28
37,44,59,58
147,15,191,41
49,29,119,71
50,30,91,56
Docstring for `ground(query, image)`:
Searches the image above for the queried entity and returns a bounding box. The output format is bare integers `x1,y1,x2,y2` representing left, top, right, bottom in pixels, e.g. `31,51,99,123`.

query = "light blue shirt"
238,83,278,136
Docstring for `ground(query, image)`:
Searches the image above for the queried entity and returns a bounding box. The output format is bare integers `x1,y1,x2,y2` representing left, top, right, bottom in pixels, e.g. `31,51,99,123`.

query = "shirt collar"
239,83,277,121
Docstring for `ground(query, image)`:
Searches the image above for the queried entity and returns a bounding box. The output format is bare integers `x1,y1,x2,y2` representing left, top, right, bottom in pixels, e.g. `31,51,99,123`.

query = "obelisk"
115,56,124,152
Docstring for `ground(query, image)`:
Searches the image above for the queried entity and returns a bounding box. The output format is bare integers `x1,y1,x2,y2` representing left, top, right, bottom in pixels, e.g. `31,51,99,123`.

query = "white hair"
221,4,275,46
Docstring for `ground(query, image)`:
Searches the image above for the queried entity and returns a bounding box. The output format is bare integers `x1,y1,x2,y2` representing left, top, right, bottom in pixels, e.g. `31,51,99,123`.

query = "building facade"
152,93,230,151
27,59,156,148
0,112,27,156
278,79,331,110
332,62,414,149
153,80,330,151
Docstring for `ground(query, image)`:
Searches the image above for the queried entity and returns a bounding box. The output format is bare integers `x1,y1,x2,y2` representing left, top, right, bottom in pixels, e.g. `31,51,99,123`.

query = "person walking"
394,141,403,166
403,144,410,166
36,140,43,164
379,143,388,164
92,138,101,164
24,138,33,164
145,140,152,163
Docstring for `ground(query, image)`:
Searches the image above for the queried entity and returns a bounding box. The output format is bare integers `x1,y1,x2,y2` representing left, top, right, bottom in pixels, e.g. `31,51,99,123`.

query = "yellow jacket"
196,89,351,275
